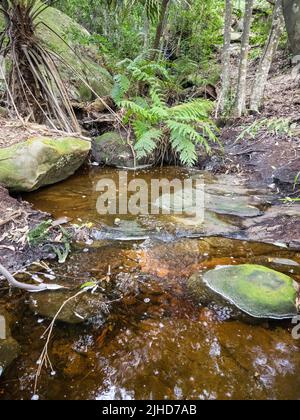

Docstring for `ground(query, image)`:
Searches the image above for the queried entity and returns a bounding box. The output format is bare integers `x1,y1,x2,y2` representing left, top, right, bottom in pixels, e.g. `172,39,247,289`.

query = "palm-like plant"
0,0,80,132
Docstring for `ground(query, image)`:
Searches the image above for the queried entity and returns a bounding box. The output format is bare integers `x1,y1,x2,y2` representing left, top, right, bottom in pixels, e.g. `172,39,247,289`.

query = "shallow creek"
1,167,300,400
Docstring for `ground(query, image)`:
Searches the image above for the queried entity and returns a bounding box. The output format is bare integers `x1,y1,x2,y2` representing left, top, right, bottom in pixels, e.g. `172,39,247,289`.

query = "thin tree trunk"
250,0,284,112
151,0,170,60
143,16,150,49
216,0,232,117
233,0,254,118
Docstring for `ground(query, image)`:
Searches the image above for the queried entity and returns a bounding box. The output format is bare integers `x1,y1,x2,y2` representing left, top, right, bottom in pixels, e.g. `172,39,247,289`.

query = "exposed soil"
197,51,300,248
203,51,300,192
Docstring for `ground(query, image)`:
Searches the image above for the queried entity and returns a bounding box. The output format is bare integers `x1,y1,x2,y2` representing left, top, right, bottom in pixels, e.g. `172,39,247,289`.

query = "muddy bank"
0,186,93,274
0,186,50,272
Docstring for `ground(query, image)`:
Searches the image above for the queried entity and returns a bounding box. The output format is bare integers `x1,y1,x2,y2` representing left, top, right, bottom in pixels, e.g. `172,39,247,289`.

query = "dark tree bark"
151,0,170,60
283,0,300,55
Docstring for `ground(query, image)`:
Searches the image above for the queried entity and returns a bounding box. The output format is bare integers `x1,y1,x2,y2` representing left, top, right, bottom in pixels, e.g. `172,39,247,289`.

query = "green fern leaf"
135,128,163,158
111,74,131,105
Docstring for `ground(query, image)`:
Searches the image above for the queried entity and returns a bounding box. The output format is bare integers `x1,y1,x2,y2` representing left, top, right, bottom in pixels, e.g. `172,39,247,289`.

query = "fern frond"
167,120,211,161
132,96,150,109
135,128,163,159
169,99,213,120
120,100,153,120
140,63,170,80
111,74,130,105
149,83,166,108
132,120,152,139
149,106,169,121
169,128,197,166
200,122,220,147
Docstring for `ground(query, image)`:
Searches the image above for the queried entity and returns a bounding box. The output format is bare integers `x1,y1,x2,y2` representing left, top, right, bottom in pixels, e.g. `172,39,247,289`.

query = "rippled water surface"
1,167,300,400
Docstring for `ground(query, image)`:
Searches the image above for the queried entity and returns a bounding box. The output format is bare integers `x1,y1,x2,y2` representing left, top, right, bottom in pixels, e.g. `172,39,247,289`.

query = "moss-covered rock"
92,132,151,168
189,264,299,319
0,137,90,192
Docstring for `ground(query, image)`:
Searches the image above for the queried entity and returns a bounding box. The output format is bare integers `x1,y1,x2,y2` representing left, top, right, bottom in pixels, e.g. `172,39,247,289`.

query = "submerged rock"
29,290,109,324
188,264,299,320
0,309,20,376
0,137,90,192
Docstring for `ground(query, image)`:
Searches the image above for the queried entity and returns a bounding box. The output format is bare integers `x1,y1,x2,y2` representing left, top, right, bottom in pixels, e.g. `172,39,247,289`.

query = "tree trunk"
282,0,300,55
216,0,232,117
250,0,284,112
151,0,170,60
143,16,150,49
233,0,254,118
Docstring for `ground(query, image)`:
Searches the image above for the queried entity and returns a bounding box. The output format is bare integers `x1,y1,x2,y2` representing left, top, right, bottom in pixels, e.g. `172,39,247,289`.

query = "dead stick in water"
0,263,65,292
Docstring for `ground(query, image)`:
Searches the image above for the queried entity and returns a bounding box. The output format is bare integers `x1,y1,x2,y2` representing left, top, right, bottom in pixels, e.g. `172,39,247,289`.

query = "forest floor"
209,50,300,189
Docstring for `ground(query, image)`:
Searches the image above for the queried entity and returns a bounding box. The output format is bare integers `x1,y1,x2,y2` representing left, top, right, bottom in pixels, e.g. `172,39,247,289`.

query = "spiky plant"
0,0,80,132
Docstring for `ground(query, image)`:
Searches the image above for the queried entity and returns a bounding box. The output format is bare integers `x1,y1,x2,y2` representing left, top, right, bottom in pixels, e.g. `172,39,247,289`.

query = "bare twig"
0,263,65,292
33,288,86,397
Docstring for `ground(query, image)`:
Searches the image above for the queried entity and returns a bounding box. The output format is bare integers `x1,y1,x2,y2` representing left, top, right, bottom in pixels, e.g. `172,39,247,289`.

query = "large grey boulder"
0,137,90,192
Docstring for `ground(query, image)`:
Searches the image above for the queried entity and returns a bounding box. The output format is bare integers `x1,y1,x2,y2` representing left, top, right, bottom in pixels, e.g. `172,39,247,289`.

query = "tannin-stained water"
1,167,300,400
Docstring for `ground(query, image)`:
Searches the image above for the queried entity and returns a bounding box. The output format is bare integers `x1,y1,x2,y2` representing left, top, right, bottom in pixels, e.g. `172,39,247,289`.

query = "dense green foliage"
1,1,294,167
55,0,224,62
111,56,218,165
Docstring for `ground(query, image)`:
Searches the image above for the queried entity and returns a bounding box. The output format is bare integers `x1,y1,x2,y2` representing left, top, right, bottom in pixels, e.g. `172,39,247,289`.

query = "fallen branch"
0,262,65,292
